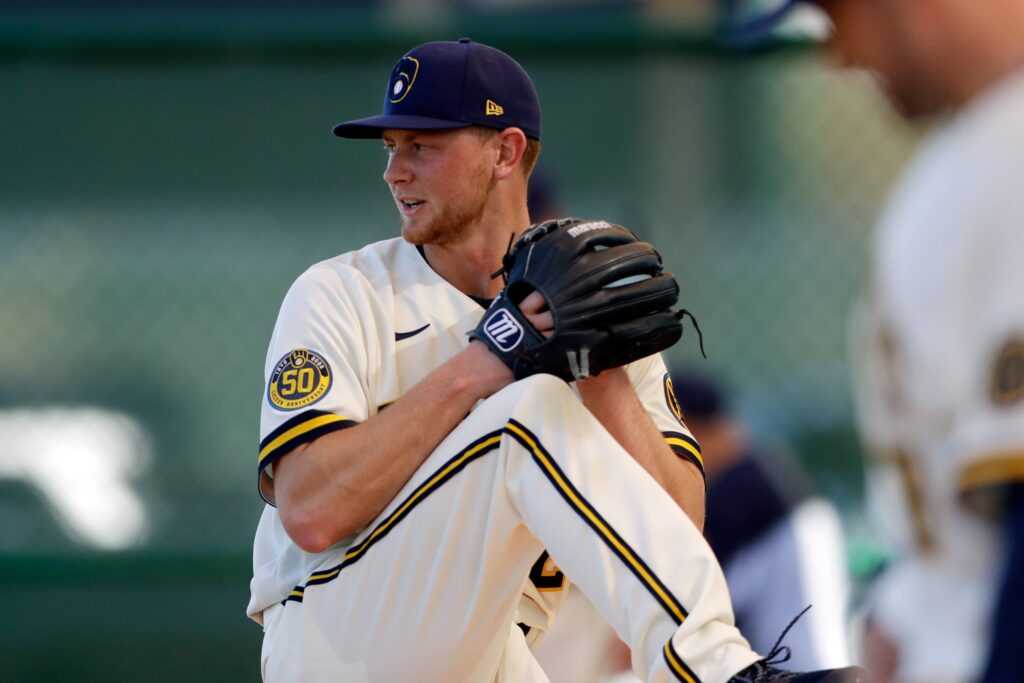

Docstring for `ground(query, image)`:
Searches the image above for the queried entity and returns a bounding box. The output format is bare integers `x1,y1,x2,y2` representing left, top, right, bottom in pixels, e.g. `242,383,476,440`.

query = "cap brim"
333,114,472,139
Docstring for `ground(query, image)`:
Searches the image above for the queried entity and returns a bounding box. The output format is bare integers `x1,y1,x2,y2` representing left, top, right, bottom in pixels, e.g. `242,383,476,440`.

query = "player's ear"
493,127,528,180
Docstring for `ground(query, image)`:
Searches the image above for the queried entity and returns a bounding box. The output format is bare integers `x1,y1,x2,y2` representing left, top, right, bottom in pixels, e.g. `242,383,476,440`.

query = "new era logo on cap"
485,99,504,116
483,310,524,352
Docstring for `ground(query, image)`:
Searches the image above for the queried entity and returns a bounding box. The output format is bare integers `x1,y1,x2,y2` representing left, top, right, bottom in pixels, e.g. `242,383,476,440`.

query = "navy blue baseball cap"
333,38,542,141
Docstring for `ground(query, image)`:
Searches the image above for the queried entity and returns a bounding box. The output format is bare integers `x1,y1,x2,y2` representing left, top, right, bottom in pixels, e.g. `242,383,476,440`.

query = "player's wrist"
458,341,515,399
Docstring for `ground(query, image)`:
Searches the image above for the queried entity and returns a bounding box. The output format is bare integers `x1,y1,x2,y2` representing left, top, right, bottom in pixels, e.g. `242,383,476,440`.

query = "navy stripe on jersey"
662,430,705,479
258,409,357,474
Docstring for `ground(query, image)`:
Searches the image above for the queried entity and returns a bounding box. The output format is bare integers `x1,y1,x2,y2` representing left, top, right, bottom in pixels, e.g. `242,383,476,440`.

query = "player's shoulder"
878,73,1024,272
956,68,1024,146
332,236,415,283
286,237,411,299
919,70,1024,185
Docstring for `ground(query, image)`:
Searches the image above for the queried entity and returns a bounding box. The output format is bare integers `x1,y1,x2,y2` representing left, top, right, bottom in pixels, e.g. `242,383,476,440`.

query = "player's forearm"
578,368,706,530
275,342,512,552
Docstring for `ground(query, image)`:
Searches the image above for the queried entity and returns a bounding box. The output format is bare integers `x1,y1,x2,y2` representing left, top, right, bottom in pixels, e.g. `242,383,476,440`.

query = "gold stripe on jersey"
258,410,356,471
663,431,704,477
663,639,700,683
959,450,1024,492
504,418,691,627
284,430,505,604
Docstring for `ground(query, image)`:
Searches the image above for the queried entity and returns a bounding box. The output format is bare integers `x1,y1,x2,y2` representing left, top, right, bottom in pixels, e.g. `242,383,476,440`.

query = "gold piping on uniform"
259,413,351,465
959,450,1024,491
663,433,704,468
505,419,690,626
663,639,700,683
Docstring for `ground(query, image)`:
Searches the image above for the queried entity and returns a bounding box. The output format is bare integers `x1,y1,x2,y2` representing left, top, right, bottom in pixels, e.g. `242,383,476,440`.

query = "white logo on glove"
568,220,613,238
483,310,524,352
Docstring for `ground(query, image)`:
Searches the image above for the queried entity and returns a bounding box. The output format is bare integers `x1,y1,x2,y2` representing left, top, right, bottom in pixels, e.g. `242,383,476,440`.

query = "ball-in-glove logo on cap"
390,55,420,103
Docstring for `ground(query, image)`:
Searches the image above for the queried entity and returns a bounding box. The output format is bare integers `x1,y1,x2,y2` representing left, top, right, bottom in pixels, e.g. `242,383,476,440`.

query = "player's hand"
519,293,630,388
469,218,683,382
518,291,553,337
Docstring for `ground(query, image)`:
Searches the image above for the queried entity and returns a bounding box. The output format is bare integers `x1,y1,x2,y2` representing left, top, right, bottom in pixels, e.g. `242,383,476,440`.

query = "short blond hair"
521,138,542,179
471,127,542,179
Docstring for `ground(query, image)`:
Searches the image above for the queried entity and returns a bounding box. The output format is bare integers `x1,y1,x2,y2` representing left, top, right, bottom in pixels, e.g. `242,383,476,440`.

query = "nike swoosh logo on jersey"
395,323,430,341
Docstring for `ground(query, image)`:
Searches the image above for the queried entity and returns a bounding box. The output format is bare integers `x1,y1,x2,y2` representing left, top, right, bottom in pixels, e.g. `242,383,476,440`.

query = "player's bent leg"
261,375,854,682
497,374,760,683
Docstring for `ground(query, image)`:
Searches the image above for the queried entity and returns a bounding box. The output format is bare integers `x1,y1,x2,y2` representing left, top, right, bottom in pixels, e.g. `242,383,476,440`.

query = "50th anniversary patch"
268,349,333,411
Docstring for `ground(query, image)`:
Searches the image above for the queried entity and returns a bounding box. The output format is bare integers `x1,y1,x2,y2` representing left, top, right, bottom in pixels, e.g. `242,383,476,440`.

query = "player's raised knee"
514,373,576,404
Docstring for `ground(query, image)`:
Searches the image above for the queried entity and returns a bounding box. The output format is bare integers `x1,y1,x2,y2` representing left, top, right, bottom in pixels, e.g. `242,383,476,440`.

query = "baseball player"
735,2,1024,681
248,38,864,683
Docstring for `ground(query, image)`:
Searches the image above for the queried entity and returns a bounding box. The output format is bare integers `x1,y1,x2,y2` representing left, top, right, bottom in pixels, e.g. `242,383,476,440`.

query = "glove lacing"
489,232,517,286
677,309,707,359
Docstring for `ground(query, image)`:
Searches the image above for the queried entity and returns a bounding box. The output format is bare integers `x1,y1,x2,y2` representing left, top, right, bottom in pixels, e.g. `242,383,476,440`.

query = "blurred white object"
0,407,153,549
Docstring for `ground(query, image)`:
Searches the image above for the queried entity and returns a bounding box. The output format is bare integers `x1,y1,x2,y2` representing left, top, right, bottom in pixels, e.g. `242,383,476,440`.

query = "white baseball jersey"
851,68,1024,683
247,237,755,682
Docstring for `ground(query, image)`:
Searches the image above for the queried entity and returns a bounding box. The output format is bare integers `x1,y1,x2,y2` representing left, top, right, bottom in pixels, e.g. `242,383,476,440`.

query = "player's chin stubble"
401,169,496,247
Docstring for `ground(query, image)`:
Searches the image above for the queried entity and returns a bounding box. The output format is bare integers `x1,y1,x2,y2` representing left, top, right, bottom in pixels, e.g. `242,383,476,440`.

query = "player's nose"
383,153,413,186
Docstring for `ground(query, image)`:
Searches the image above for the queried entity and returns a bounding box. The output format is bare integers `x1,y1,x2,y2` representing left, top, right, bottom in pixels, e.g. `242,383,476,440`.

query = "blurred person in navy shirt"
672,370,854,672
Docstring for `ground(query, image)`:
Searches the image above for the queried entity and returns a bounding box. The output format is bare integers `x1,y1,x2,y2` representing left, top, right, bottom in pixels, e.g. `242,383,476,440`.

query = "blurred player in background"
737,1,1024,681
672,370,852,673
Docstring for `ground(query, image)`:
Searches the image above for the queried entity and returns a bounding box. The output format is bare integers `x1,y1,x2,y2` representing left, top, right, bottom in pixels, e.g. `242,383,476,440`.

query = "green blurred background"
1,2,915,680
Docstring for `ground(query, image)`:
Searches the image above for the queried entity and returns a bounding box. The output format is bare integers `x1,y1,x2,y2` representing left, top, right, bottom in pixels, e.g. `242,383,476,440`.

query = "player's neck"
422,203,530,300
945,8,1024,110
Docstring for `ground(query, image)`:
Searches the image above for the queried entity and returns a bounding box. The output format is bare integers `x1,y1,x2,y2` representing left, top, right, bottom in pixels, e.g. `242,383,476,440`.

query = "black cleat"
728,661,867,682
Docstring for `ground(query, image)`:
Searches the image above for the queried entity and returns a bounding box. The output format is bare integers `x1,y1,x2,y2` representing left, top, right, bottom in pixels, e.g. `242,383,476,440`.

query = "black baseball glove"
470,217,691,382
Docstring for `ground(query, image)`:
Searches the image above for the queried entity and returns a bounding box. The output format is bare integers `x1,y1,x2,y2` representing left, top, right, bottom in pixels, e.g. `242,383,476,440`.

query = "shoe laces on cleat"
729,605,811,682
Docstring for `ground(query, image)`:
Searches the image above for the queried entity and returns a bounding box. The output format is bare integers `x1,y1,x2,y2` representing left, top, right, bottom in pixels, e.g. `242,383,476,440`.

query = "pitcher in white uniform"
248,37,866,683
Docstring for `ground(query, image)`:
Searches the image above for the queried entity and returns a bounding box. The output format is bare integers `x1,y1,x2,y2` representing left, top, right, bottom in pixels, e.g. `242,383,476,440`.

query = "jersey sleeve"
877,158,1024,512
627,354,705,480
257,263,380,504
950,214,1024,505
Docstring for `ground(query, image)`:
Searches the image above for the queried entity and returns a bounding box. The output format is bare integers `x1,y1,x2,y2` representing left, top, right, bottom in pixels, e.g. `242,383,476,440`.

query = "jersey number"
529,551,566,592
